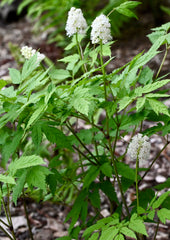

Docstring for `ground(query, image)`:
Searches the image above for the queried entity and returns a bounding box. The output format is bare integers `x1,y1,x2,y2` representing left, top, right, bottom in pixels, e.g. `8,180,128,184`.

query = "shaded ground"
0,10,170,240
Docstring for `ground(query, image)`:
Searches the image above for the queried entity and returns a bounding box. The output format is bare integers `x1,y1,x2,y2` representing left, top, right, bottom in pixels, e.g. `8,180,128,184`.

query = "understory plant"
0,1,170,240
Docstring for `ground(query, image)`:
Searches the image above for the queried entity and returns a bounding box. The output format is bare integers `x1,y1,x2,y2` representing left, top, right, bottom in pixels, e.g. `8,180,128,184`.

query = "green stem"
0,218,10,228
92,117,99,160
66,121,100,165
107,8,115,17
100,41,130,217
76,33,87,73
100,41,107,101
109,140,130,218
0,225,14,240
135,155,140,215
22,192,34,240
153,221,160,240
156,43,168,79
73,145,97,166
6,185,16,240
1,197,11,227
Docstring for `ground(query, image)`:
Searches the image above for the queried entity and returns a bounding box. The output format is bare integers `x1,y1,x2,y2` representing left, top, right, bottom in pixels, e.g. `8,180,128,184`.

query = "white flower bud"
127,133,151,163
91,14,112,44
65,7,87,37
21,46,45,64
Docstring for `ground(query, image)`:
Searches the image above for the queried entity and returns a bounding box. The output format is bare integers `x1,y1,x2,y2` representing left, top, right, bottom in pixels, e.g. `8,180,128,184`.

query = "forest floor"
0,10,170,240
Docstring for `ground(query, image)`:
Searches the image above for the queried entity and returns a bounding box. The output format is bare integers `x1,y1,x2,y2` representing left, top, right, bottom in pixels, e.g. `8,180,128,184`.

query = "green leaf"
157,208,170,224
2,128,23,167
118,96,132,112
83,221,106,237
57,236,72,240
89,232,99,240
49,69,71,81
102,42,115,57
138,66,153,85
152,191,170,209
138,188,155,209
129,214,148,236
115,1,141,19
70,86,96,116
120,227,137,239
0,79,7,90
59,54,79,64
121,177,133,192
9,68,21,84
80,200,88,223
89,187,100,208
100,227,119,240
136,97,146,111
116,162,135,180
42,125,72,150
21,54,39,80
83,166,100,189
0,86,16,99
65,190,87,232
47,169,63,195
0,174,15,185
100,162,112,177
100,180,118,203
9,155,45,176
32,123,42,148
26,166,51,190
26,101,46,130
147,99,170,116
154,178,170,190
115,233,124,240
12,170,27,205
148,210,155,220
116,7,137,18
135,79,170,96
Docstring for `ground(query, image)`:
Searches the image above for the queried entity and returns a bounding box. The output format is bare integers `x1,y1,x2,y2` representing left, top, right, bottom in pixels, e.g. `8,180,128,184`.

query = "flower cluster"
127,133,151,163
21,46,45,63
91,14,112,44
65,7,87,37
65,7,112,44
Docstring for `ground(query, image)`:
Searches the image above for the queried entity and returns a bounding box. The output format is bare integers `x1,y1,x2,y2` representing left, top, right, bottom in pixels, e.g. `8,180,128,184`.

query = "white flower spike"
127,133,151,163
91,14,112,44
21,46,45,64
65,7,87,37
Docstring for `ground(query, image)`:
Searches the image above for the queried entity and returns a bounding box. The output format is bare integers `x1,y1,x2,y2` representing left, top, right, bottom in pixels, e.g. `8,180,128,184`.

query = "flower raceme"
21,46,45,64
91,14,112,44
65,7,87,37
127,133,151,163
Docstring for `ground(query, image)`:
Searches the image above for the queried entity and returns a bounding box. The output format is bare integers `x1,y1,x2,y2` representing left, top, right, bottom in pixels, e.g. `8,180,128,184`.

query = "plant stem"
1,197,11,227
66,121,100,165
100,41,107,101
76,33,87,73
107,8,115,17
156,43,168,79
135,155,139,215
6,185,16,240
100,40,130,218
22,192,34,240
73,145,97,166
0,225,14,240
153,221,160,240
109,140,130,218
